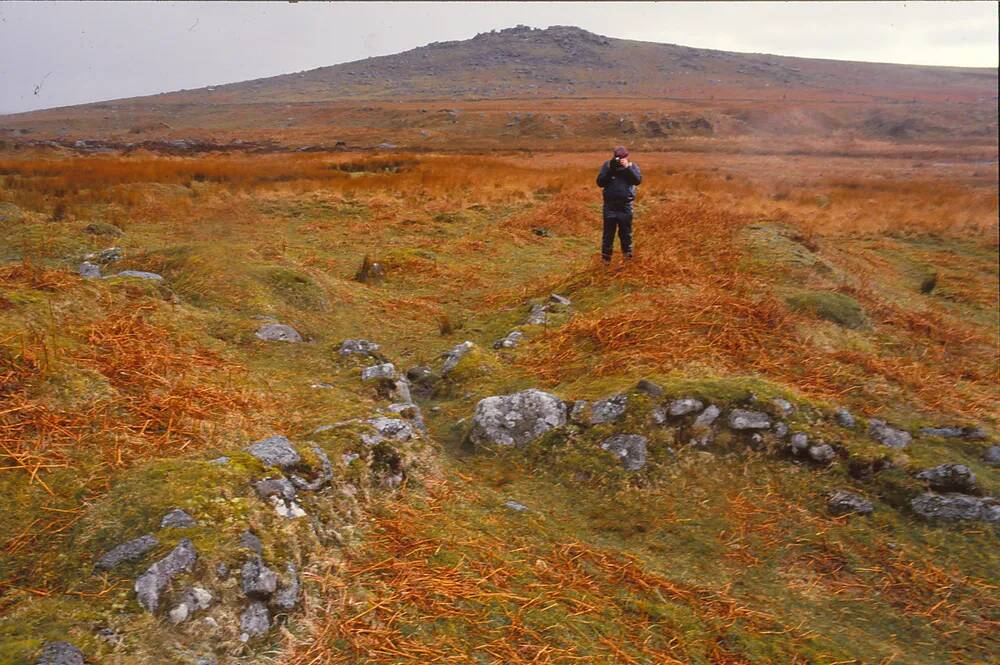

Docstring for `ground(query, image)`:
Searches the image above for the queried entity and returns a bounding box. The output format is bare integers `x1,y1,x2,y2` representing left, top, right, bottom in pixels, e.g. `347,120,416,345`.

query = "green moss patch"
786,290,870,330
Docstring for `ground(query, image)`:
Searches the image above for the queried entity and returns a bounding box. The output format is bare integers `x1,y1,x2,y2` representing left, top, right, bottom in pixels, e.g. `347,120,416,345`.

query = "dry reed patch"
0,262,77,292
287,480,807,665
785,538,998,645
1,302,254,487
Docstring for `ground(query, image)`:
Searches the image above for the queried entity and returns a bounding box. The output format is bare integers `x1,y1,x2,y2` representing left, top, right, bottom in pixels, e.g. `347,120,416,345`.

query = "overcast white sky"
1,1,997,115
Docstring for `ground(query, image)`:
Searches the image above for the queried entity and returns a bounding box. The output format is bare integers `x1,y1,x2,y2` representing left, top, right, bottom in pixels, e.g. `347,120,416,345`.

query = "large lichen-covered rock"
254,322,302,343
469,389,567,448
984,446,1000,467
915,464,977,493
911,493,999,523
134,538,197,613
868,419,911,449
600,434,648,471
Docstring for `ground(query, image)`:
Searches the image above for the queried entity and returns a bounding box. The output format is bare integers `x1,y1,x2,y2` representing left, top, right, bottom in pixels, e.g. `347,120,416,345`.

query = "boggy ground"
0,147,997,664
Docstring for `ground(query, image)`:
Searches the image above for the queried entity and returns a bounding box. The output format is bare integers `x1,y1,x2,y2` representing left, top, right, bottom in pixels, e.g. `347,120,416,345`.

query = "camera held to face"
611,157,623,169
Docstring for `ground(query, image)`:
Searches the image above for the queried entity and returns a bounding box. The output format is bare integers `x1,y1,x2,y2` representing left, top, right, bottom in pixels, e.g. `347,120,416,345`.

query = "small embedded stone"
868,419,911,449
160,508,197,529
241,557,278,599
600,434,648,471
668,398,704,417
789,433,809,453
240,602,271,640
827,490,874,516
635,380,664,397
833,407,856,428
808,443,836,464
361,362,396,381
591,394,628,424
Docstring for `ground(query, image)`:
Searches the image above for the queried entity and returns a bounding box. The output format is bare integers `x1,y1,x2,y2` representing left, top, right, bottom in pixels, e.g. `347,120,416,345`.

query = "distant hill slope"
121,25,1000,105
2,25,997,152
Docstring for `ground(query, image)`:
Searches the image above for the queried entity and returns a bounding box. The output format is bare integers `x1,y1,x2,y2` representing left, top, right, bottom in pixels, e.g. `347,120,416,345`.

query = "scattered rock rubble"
465,382,997,525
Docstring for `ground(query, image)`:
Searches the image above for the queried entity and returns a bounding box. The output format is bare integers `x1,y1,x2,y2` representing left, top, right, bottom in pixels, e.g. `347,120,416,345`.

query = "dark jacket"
596,160,642,212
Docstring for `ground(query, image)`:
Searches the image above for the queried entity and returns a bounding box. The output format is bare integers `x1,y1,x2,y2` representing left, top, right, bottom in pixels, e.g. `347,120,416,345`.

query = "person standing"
596,146,642,263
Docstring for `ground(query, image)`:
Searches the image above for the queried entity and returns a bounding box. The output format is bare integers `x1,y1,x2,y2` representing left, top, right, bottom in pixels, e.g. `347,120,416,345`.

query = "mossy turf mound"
786,290,870,330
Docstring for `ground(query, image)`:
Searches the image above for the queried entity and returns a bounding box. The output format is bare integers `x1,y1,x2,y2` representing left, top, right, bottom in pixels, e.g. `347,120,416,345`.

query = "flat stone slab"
245,435,301,469
36,641,85,665
95,534,159,571
728,409,771,430
106,270,163,281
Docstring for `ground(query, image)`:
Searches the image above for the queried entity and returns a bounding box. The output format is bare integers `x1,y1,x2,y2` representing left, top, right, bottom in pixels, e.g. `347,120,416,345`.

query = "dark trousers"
601,209,633,262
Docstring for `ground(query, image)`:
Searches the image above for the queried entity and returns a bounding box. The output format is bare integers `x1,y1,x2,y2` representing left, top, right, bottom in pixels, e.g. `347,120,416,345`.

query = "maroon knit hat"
613,146,629,158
